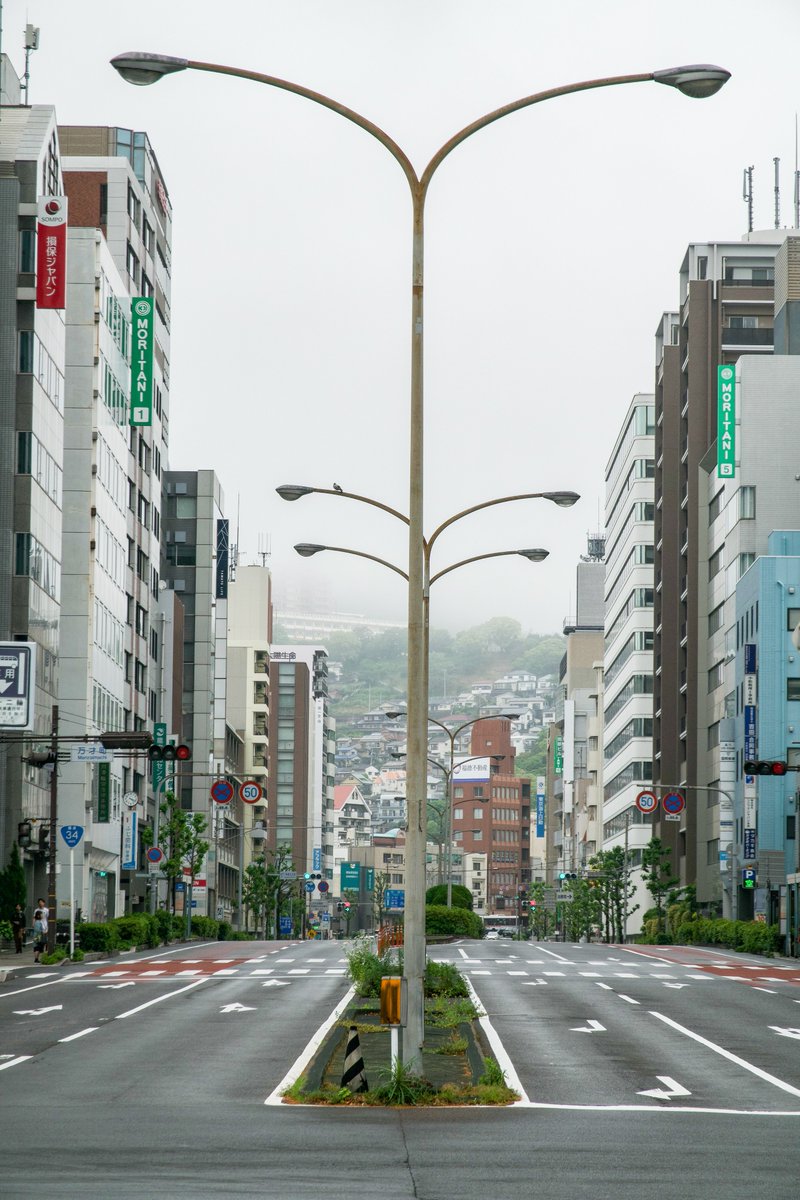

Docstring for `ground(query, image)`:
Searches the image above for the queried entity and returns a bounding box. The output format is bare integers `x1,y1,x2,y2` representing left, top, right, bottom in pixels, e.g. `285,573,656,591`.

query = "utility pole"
47,705,58,954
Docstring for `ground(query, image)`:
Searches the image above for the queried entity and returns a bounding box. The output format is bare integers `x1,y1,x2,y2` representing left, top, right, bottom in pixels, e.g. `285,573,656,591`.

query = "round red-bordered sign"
239,780,263,805
635,789,659,814
146,846,164,864
210,779,234,805
662,791,685,815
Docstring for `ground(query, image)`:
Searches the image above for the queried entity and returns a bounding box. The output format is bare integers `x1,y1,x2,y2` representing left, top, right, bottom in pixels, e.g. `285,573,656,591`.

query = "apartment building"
602,395,655,932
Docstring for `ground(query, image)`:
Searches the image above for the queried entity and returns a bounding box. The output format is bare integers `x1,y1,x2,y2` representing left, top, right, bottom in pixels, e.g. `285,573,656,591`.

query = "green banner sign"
553,736,563,775
130,297,154,427
340,862,360,890
152,721,167,793
365,867,375,892
717,364,736,479
97,761,110,823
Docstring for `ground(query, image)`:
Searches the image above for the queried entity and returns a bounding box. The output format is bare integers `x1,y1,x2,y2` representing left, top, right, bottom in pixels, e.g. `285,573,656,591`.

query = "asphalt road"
1,937,798,1199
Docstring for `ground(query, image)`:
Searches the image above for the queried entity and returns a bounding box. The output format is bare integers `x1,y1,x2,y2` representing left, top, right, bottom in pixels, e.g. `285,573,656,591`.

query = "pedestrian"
32,900,48,963
11,904,26,954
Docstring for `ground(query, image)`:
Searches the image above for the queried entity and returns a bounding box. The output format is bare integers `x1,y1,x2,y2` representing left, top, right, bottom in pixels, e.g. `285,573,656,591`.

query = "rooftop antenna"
22,23,39,102
743,165,754,233
774,156,781,228
229,494,240,583
257,532,271,568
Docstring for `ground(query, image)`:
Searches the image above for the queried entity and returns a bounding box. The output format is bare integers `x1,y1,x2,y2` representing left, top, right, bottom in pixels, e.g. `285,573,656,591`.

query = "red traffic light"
744,759,788,776
148,744,191,763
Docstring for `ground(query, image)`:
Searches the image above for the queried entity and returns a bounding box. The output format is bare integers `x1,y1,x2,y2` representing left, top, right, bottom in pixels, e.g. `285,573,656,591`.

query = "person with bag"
32,903,48,963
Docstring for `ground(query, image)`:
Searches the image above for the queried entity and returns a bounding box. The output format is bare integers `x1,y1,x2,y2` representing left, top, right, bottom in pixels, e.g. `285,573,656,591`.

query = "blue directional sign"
0,642,36,730
304,881,315,893
279,916,292,936
384,889,405,910
60,824,84,849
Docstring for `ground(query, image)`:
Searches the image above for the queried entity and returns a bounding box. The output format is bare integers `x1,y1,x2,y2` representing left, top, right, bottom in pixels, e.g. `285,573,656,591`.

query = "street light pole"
111,50,731,1072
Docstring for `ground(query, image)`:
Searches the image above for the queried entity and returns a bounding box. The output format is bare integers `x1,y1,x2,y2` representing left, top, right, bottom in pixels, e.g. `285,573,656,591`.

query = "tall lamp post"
389,713,519,906
111,52,730,1071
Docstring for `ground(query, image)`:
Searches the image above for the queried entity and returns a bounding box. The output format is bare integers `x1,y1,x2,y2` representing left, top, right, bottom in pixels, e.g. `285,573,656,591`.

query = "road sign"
70,743,112,763
60,825,84,849
0,642,35,729
384,889,405,909
662,791,685,815
541,889,557,910
635,789,659,814
239,780,262,805
742,868,756,889
210,778,234,805
279,871,297,881
312,846,322,871
146,846,164,864
556,890,571,901
340,862,360,889
317,880,329,892
304,881,315,893
279,916,292,935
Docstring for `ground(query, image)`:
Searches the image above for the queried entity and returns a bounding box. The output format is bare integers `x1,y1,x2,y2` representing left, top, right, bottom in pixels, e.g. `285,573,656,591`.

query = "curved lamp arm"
277,484,409,526
293,543,408,581
427,491,578,552
429,548,548,586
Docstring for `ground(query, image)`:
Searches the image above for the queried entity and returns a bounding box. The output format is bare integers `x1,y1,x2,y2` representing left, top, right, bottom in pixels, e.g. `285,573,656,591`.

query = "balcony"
720,327,773,348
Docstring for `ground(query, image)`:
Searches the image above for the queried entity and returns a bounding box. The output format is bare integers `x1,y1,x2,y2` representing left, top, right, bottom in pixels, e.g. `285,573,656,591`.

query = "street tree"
640,837,681,927
142,794,209,916
588,847,638,942
372,870,391,928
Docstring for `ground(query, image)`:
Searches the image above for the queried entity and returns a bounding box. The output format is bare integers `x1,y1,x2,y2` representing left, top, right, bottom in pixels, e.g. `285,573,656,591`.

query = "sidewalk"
0,942,52,981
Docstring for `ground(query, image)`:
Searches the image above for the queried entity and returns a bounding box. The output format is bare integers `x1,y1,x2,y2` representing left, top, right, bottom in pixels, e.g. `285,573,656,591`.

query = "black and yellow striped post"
341,1025,368,1092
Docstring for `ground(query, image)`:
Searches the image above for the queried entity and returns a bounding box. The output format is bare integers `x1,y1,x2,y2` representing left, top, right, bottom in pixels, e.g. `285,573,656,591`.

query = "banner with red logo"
35,196,68,309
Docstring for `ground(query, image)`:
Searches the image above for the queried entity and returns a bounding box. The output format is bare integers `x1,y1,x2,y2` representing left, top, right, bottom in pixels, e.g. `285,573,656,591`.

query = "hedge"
672,916,781,956
425,904,484,939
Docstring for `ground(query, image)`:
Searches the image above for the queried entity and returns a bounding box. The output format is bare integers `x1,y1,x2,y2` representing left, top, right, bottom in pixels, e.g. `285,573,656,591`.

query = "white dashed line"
59,1027,98,1043
618,994,640,1005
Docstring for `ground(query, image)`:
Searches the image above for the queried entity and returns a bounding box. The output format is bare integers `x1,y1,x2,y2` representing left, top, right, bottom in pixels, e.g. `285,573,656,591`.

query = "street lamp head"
294,543,327,558
111,52,189,86
276,484,314,502
653,64,731,99
542,491,580,508
386,711,407,720
518,548,549,562
500,713,521,721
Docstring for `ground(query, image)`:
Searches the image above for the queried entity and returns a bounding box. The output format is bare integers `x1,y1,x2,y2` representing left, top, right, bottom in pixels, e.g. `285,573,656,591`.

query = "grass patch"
426,995,479,1027
432,1031,468,1056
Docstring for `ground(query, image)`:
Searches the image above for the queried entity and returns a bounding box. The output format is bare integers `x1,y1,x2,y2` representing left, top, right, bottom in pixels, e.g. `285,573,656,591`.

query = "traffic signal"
336,902,343,913
343,900,351,910
17,820,32,848
100,731,153,750
38,824,50,852
147,743,190,763
744,760,788,776
24,749,56,768
559,871,578,880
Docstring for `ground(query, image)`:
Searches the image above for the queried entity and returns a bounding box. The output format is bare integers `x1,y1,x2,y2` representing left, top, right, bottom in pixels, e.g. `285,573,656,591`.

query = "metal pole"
445,731,455,907
237,811,244,931
69,845,75,957
47,705,58,954
623,810,630,943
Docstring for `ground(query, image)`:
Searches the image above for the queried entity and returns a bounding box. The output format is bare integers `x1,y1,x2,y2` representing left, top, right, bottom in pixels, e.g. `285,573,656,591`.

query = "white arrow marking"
769,1026,800,1040
98,982,136,989
262,979,290,988
663,982,689,989
637,1075,692,1100
220,1003,256,1013
13,1005,63,1016
570,1019,606,1032
522,979,548,986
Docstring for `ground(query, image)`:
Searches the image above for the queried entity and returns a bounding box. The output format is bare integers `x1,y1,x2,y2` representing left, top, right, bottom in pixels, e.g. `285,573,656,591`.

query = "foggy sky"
7,0,800,633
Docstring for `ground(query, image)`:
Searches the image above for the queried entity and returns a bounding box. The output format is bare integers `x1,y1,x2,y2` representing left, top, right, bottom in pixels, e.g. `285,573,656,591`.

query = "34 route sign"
635,789,659,814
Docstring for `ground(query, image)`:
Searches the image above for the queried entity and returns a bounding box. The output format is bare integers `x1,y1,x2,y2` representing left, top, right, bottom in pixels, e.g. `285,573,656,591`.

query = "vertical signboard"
717,364,736,478
215,520,229,599
97,761,110,823
151,721,167,794
0,642,36,729
121,809,138,871
535,775,546,839
130,297,154,426
35,196,67,309
553,737,563,775
743,645,757,850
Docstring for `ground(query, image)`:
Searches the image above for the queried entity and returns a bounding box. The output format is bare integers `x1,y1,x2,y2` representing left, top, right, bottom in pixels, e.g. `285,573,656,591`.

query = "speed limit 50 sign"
239,780,263,805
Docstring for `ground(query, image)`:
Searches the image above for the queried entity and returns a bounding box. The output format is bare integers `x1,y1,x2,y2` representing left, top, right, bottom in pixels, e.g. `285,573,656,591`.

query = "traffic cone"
341,1024,369,1092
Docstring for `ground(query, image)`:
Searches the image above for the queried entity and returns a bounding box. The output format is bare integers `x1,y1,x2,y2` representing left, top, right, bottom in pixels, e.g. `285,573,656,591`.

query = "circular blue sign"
662,791,685,815
304,881,315,893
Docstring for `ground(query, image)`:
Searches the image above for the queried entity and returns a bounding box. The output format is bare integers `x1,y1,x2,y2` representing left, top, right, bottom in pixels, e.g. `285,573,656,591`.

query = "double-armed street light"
111,49,730,1071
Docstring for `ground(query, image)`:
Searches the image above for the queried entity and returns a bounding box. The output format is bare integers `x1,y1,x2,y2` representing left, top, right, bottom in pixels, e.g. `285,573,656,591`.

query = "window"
126,242,140,285
708,547,724,580
706,838,719,866
473,807,483,819
787,608,800,631
737,486,756,520
708,661,725,693
707,721,720,750
453,808,463,820
708,490,724,525
19,229,35,273
453,787,464,799
788,679,800,702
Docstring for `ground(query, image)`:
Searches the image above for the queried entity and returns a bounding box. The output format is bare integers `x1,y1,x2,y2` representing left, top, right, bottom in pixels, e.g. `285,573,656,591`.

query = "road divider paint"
652,1010,800,1099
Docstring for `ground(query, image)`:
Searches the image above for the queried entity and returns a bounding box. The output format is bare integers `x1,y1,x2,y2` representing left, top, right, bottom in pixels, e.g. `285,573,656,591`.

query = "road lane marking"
250,969,273,975
0,1056,32,1071
614,973,638,979
618,995,639,1005
770,1027,800,1040
469,970,490,975
264,984,356,1106
212,969,238,976
538,946,570,963
325,969,346,975
543,971,565,977
522,979,547,985
13,1005,62,1016
507,971,528,976
571,1020,605,1032
579,972,601,977
462,975,529,1105
638,1076,691,1101
651,1011,800,1099
753,988,777,994
138,970,166,976
115,978,207,1019
58,1027,98,1042
595,982,613,990
288,969,310,975
173,970,201,977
